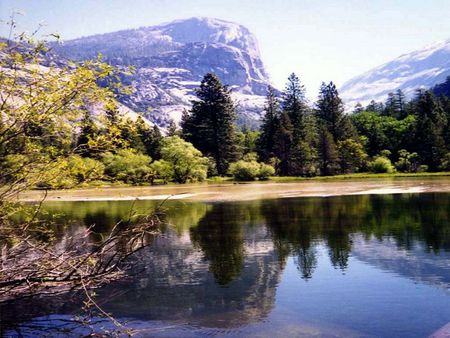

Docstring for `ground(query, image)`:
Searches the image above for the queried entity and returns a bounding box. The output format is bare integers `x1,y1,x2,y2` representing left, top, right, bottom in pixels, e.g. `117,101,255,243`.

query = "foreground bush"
368,156,395,173
229,160,275,181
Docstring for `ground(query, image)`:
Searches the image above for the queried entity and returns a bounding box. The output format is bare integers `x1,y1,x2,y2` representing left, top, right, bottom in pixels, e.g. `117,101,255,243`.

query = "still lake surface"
2,193,450,337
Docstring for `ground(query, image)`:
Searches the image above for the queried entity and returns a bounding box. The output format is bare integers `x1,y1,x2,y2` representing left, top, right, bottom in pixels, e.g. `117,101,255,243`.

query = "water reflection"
3,193,450,337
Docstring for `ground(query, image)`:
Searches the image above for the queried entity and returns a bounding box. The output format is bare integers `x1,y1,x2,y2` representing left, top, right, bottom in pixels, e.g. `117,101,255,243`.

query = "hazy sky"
2,0,450,96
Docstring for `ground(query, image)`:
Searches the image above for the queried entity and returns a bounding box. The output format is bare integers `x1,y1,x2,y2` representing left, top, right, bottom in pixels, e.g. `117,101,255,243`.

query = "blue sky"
1,0,450,96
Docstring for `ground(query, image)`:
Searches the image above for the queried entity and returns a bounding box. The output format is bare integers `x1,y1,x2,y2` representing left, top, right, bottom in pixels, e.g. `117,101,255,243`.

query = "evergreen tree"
394,89,407,119
366,100,384,114
77,111,99,157
282,73,308,143
316,82,352,142
413,90,447,171
384,90,407,118
353,102,364,114
135,117,162,160
257,86,280,162
166,119,179,137
317,126,338,176
181,73,237,175
281,73,318,176
272,112,293,175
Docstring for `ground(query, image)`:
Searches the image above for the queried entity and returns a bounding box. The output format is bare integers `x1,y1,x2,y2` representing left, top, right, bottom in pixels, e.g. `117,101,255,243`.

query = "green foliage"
158,136,208,183
181,73,237,175
228,160,261,181
351,112,416,157
395,149,420,173
257,86,280,162
150,160,174,184
368,156,395,174
228,160,275,181
337,138,368,173
0,37,118,195
413,91,447,171
258,163,276,180
101,149,153,184
439,153,450,171
317,127,339,175
67,156,105,184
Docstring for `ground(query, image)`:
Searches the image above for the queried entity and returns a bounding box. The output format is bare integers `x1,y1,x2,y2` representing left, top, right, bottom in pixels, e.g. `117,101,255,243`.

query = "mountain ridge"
340,38,450,107
54,17,271,127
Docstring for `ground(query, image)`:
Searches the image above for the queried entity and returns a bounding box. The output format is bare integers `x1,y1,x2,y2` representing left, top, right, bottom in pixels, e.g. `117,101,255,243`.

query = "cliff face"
55,17,271,127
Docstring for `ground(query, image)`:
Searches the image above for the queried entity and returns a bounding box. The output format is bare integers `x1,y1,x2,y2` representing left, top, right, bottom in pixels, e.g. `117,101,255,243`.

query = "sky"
1,0,450,97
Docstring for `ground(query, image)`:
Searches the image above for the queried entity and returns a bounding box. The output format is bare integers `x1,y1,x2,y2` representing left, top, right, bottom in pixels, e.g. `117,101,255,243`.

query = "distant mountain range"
54,17,270,127
340,38,450,107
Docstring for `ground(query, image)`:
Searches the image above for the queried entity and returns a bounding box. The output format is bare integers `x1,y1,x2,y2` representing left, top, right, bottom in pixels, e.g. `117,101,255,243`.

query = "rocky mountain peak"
54,17,270,127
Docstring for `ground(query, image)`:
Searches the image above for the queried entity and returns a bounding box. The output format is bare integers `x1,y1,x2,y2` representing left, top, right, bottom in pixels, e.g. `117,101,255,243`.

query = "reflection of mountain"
98,223,283,327
351,235,450,291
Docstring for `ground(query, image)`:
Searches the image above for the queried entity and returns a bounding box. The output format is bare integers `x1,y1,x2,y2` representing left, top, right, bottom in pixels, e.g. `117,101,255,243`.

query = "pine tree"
272,112,293,176
257,86,280,162
135,117,162,160
317,126,338,176
394,89,407,119
282,73,308,143
353,102,364,114
413,90,447,171
77,111,99,157
181,73,237,175
166,119,179,137
316,82,351,142
280,73,318,176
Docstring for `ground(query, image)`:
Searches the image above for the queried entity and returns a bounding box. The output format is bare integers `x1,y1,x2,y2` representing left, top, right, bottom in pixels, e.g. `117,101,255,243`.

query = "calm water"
2,193,450,337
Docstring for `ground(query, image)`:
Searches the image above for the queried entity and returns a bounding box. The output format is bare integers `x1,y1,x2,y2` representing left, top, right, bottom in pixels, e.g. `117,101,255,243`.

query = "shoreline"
14,177,450,203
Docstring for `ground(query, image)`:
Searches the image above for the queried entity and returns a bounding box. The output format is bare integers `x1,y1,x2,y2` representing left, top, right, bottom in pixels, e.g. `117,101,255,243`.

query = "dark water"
2,193,450,337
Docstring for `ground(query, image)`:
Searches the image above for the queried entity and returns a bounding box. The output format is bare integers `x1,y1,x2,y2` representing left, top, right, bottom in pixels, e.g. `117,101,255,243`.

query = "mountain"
55,17,270,127
340,38,450,107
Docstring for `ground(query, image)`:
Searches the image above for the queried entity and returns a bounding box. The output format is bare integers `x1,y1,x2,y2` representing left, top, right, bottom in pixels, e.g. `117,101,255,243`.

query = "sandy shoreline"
14,177,450,203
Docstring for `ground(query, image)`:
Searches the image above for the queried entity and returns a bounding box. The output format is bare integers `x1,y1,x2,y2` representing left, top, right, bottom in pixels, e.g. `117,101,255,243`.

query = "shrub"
439,153,450,171
368,156,395,174
337,138,368,173
258,163,275,180
101,149,153,184
395,149,420,173
229,160,275,181
229,160,260,181
151,159,174,184
68,156,105,184
159,136,208,183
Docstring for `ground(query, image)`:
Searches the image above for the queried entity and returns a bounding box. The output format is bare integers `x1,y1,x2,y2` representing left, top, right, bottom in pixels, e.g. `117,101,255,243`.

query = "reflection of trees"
190,203,246,285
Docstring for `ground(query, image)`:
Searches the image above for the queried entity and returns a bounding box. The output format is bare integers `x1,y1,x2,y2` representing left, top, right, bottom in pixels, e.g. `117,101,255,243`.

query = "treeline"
181,73,450,180
2,33,450,189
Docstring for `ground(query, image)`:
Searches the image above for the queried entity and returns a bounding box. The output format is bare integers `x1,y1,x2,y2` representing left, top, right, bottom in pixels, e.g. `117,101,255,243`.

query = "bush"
101,149,153,184
395,149,420,173
159,136,208,183
439,153,450,171
368,156,395,174
68,156,105,184
150,160,174,184
229,160,260,181
229,160,275,181
258,163,275,180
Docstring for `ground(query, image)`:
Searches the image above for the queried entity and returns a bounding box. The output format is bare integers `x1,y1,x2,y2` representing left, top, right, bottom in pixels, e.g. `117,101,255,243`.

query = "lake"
2,192,450,337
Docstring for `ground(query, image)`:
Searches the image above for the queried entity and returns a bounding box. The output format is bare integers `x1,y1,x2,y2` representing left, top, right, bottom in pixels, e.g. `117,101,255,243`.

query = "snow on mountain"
340,38,450,107
55,17,271,127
